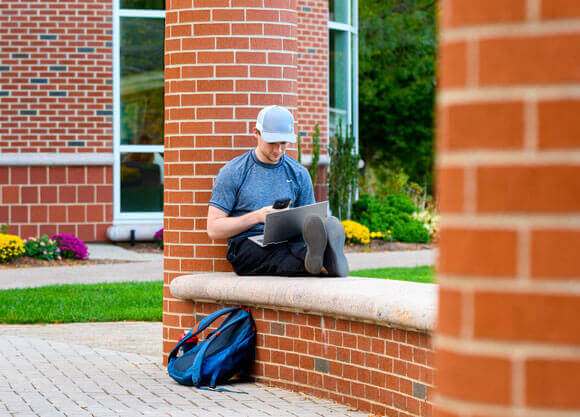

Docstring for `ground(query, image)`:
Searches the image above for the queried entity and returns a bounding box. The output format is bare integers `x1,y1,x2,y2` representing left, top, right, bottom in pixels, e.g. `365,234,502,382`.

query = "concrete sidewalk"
0,243,436,290
0,244,163,290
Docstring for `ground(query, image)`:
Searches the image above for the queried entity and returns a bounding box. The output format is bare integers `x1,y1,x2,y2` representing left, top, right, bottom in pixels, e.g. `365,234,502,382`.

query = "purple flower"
153,228,163,248
52,234,89,260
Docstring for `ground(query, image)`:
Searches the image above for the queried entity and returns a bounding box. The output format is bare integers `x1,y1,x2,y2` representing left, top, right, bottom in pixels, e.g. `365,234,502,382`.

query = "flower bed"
0,257,134,269
0,228,91,267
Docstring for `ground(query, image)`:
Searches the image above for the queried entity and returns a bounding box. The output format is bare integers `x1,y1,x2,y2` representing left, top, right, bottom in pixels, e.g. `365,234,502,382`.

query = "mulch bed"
343,239,434,253
115,242,163,254
0,257,136,269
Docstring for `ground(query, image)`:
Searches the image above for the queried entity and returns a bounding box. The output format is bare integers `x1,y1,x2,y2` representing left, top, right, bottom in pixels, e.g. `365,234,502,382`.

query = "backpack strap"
199,386,248,394
168,307,242,362
191,307,242,337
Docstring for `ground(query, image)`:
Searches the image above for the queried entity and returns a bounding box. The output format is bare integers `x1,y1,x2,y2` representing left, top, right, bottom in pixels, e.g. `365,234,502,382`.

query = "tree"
359,0,437,192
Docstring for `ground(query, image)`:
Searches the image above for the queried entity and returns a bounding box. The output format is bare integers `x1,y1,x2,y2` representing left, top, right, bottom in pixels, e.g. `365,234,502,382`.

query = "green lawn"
350,266,435,283
0,267,433,324
0,281,162,324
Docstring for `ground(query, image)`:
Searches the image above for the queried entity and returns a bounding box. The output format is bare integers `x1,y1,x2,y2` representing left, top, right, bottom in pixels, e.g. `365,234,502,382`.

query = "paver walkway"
0,335,366,417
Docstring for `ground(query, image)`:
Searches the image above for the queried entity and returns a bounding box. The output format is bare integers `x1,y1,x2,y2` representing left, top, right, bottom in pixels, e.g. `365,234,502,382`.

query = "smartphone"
273,198,291,209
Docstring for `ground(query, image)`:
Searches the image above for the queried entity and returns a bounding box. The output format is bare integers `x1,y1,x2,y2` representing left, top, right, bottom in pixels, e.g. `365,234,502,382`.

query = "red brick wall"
436,0,580,415
296,0,329,159
0,0,113,153
0,0,114,241
164,300,434,417
0,166,113,241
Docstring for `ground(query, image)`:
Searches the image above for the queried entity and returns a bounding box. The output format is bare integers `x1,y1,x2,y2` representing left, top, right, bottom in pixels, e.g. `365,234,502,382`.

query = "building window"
329,0,358,143
114,0,165,221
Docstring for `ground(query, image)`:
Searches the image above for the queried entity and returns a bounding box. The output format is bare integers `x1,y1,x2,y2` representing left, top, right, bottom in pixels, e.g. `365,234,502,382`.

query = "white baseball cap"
255,105,296,143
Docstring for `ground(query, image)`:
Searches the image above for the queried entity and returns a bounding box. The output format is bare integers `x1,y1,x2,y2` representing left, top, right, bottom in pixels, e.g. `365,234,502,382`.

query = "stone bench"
169,273,437,416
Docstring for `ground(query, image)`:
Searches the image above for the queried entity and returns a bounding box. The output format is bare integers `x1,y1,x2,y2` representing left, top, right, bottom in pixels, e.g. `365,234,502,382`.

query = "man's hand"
207,204,289,240
254,205,278,224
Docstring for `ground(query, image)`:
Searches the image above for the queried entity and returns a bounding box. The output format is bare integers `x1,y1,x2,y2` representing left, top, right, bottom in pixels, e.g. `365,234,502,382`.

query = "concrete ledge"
170,273,437,332
0,153,114,166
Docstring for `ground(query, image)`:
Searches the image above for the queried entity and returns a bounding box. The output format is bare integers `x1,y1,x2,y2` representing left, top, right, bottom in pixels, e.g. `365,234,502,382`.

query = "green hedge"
352,193,430,243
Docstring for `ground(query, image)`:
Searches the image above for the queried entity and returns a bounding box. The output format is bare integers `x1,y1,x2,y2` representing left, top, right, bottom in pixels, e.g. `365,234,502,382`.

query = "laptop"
248,201,328,247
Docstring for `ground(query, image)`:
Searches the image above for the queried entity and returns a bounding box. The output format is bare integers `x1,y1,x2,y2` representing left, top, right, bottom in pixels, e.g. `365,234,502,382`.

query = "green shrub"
24,235,61,261
386,194,416,215
329,121,358,220
352,193,430,243
398,218,430,243
307,123,321,187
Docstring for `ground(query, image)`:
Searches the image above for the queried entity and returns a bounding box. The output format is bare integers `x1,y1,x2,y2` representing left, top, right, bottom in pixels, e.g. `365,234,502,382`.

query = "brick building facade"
0,0,355,240
0,0,114,241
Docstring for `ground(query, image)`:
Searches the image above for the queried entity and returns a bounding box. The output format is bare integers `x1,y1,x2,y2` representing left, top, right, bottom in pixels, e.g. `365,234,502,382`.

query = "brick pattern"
312,165,328,202
0,166,113,241
163,300,434,417
436,1,580,416
163,0,299,282
0,0,113,153
295,0,329,161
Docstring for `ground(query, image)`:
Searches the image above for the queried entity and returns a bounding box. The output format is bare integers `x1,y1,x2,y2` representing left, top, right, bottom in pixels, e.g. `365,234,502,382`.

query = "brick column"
163,0,298,359
436,1,580,416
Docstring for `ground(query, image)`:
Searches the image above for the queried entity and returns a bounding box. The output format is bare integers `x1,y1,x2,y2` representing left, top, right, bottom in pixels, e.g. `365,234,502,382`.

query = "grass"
0,267,433,324
349,266,435,283
0,281,162,324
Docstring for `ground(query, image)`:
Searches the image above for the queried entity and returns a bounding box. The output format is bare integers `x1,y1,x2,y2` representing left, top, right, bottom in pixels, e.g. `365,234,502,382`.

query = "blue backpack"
167,307,256,390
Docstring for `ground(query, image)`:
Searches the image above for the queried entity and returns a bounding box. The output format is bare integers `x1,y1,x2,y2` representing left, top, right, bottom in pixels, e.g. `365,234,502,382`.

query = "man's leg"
302,215,349,277
302,215,327,274
323,216,349,277
227,236,310,276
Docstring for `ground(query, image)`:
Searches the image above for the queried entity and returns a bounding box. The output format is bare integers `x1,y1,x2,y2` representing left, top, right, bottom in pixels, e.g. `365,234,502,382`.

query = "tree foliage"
359,0,437,192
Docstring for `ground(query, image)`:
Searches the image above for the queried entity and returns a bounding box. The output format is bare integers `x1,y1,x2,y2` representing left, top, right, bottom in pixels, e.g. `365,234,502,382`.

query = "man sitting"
206,105,348,277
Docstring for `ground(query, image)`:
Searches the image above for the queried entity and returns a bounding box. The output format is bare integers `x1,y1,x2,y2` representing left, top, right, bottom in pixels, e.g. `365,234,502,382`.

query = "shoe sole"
325,217,349,277
303,216,327,275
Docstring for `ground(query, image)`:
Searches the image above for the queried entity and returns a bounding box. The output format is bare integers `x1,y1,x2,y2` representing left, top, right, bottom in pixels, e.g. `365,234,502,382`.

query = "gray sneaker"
302,215,327,275
323,216,349,277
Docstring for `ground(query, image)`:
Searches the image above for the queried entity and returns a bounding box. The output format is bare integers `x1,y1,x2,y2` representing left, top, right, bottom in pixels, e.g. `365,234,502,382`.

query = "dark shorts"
226,235,311,276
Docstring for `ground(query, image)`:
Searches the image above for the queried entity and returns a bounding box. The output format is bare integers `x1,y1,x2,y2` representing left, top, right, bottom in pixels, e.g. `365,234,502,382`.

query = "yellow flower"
0,234,25,263
341,220,370,246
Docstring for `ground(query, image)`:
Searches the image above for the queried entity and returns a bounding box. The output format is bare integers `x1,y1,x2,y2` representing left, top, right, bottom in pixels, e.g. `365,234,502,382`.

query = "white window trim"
328,0,358,149
113,0,165,223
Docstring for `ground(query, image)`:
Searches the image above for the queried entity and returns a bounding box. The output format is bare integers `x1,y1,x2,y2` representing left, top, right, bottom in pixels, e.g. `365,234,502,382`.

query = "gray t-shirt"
209,150,316,240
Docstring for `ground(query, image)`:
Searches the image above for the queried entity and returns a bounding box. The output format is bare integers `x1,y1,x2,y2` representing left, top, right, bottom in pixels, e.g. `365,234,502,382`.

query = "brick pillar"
163,0,298,360
436,1,580,416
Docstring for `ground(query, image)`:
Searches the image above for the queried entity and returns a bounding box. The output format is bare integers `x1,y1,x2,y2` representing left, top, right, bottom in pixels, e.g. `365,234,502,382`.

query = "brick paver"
0,335,367,417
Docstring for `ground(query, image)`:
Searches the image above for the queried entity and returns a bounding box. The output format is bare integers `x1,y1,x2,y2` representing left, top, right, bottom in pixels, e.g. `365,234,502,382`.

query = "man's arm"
207,205,280,240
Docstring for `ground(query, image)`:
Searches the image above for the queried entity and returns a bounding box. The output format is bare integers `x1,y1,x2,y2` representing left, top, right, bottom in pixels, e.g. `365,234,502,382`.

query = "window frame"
328,0,358,150
113,0,165,223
